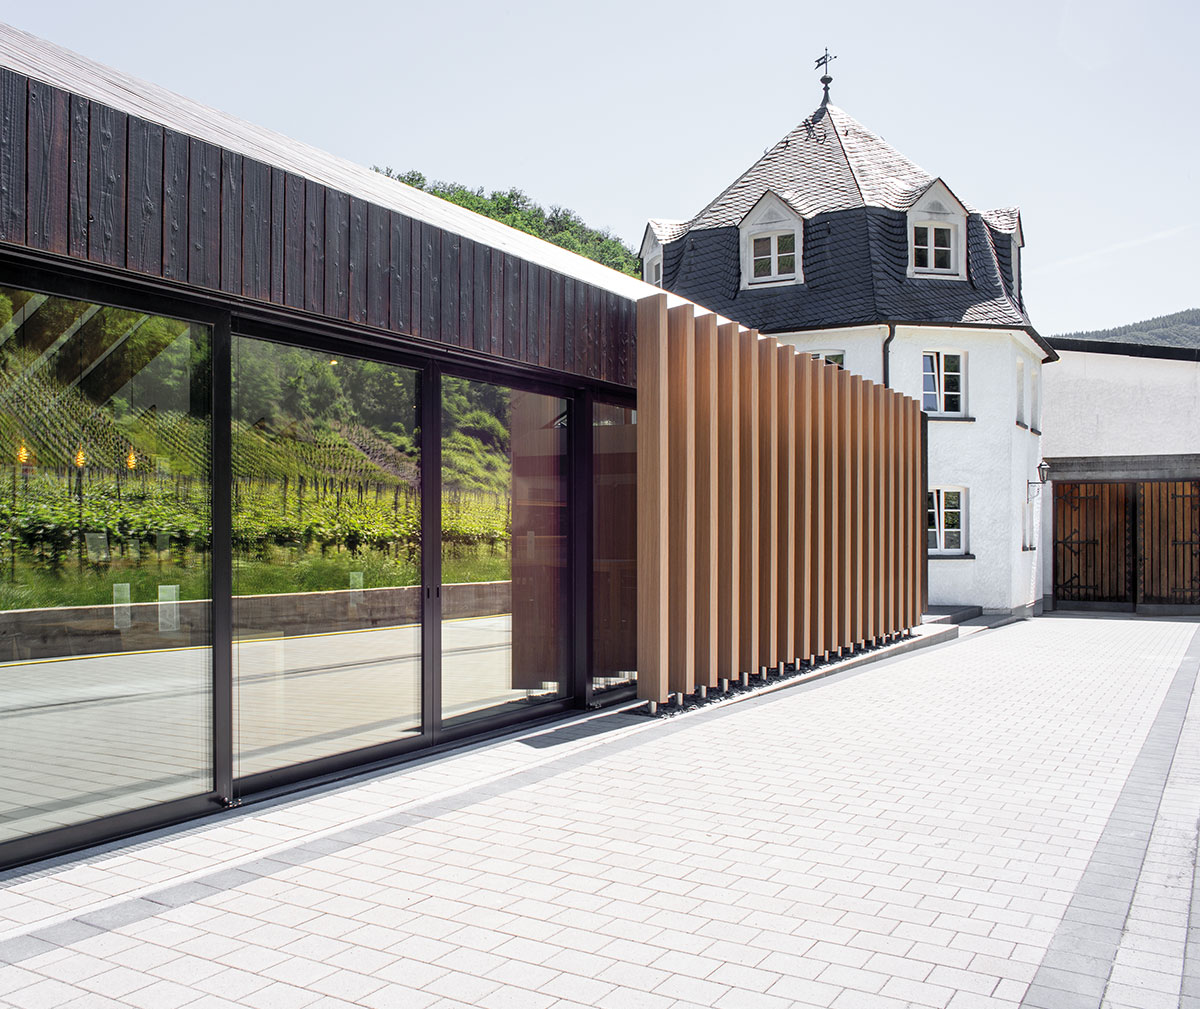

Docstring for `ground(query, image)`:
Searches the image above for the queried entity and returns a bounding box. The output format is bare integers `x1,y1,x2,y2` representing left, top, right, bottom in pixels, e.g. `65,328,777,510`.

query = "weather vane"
815,47,837,104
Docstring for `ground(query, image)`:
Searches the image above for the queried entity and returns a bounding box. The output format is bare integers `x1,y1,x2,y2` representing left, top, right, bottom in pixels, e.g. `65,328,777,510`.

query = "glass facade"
592,402,637,691
0,287,213,842
440,378,570,726
0,277,636,867
232,339,422,777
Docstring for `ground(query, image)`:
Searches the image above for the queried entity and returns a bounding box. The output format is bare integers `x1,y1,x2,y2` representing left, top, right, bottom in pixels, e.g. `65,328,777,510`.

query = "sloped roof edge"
0,22,660,305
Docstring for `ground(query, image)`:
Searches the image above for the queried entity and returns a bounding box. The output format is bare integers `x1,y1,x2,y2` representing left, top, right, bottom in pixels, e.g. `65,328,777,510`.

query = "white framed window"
906,180,968,282
810,349,845,368
913,224,954,272
738,191,803,290
922,351,965,415
927,487,967,555
1030,367,1040,431
750,231,797,283
644,255,662,287
1016,358,1026,425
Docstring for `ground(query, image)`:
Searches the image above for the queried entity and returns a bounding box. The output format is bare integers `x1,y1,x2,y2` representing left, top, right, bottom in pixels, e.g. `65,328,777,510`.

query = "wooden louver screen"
636,294,925,703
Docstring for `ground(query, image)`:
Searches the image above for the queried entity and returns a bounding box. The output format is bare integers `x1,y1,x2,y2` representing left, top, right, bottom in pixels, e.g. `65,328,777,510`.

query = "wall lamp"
1027,459,1050,501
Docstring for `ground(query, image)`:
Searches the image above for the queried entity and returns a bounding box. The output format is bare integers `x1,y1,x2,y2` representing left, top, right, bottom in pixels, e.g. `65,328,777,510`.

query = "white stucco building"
642,82,1055,615
1039,325,1200,612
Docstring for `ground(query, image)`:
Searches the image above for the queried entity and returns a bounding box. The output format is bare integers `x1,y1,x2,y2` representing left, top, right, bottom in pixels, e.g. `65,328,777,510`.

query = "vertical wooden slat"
408,216,422,338
162,129,189,279
459,237,475,349
822,363,840,654
347,195,369,324
281,173,305,309
907,400,916,623
390,210,410,334
777,345,796,664
837,369,852,649
864,381,883,643
489,248,503,356
562,276,575,372
667,305,696,698
269,165,285,304
89,103,127,268
896,396,909,630
189,140,221,289
67,94,88,259
302,178,325,313
739,329,760,674
366,202,389,328
421,221,440,341
549,269,564,371
473,243,490,352
0,70,27,244
881,388,895,636
124,116,163,275
811,356,826,658
891,391,903,633
441,230,460,342
637,294,670,703
325,189,351,320
848,374,865,645
694,314,719,689
796,352,815,663
218,149,241,294
717,322,741,681
26,80,69,254
241,159,271,300
503,252,519,359
758,336,779,669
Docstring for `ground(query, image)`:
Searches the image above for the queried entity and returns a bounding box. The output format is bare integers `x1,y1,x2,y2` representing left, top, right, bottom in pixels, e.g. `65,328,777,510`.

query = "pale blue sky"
8,0,1198,334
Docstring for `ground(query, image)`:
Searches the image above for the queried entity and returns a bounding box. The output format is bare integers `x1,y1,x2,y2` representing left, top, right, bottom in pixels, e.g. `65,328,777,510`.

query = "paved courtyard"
1,613,1199,1009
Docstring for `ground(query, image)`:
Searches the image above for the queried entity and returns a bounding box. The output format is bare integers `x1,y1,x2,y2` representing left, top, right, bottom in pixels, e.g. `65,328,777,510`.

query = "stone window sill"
930,552,976,560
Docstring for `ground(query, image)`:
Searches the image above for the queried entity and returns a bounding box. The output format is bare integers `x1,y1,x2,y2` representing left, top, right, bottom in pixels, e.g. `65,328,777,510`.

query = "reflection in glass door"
231,339,422,778
0,287,213,843
440,378,569,726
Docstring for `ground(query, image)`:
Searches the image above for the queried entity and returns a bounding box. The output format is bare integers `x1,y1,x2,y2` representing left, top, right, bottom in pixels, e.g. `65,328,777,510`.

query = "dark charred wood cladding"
0,68,636,385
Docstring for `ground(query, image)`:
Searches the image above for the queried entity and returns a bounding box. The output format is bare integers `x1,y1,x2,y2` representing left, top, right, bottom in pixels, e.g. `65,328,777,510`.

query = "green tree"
373,168,640,278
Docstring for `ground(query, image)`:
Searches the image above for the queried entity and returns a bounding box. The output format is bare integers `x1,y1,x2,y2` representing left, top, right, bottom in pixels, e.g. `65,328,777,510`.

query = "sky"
6,0,1198,335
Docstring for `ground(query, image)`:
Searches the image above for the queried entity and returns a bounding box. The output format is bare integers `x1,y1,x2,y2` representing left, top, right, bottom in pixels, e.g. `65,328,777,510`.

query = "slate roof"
650,100,1044,349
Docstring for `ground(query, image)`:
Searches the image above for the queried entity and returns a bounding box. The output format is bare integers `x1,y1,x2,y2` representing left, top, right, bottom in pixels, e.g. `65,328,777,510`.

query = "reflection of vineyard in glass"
0,290,519,611
0,286,212,611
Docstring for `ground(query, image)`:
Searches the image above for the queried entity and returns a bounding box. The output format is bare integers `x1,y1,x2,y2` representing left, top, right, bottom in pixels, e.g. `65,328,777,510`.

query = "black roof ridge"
826,106,867,209
1048,337,1200,362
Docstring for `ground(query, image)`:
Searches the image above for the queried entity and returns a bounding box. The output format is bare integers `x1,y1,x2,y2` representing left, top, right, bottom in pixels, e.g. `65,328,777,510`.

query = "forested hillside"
1052,308,1200,349
373,168,640,277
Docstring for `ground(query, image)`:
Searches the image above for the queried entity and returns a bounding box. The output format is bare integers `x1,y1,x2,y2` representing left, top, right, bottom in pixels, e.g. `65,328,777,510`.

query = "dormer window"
752,232,796,282
906,180,968,282
738,191,804,290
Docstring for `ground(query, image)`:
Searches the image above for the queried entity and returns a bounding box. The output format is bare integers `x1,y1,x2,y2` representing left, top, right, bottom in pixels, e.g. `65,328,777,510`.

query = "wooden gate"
1053,480,1200,610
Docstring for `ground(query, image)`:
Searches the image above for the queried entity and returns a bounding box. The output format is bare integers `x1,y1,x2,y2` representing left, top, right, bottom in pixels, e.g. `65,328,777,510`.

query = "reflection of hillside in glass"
0,286,212,611
232,338,424,597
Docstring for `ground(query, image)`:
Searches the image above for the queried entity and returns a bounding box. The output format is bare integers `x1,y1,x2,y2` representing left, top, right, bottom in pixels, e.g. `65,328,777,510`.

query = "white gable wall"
1038,350,1200,601
779,324,1044,614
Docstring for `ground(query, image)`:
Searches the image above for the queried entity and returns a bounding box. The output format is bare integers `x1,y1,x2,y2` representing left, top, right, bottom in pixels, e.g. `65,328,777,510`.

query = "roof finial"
815,47,837,104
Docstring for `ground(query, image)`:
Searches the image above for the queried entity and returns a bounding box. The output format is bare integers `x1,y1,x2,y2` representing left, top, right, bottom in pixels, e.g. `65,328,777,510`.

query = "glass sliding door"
592,402,636,691
0,286,213,843
232,339,422,777
440,378,569,726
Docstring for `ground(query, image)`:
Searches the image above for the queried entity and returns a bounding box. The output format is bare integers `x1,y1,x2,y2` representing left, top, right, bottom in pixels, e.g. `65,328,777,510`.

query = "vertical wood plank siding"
637,297,926,703
0,68,636,381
